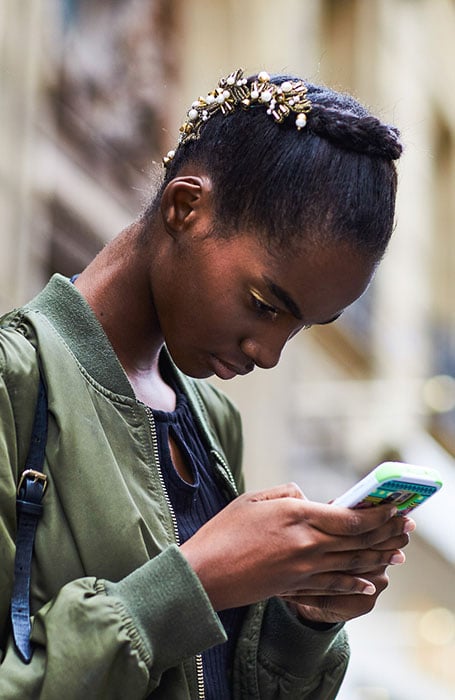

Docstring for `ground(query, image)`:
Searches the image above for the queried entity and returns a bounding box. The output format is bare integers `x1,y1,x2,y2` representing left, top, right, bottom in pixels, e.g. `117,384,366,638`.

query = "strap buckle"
17,469,48,497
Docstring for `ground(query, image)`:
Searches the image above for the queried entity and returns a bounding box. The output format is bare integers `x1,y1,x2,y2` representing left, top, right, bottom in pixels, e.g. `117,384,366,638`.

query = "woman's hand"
283,566,392,625
282,516,415,624
179,483,413,613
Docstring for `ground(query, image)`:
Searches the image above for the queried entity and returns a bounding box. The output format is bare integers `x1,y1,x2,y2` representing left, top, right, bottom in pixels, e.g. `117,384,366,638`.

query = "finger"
402,516,416,534
328,513,413,551
285,572,390,623
247,482,307,502
284,594,379,622
345,549,406,573
302,501,399,537
369,532,410,551
355,515,415,548
346,568,390,596
281,502,410,554
288,587,387,605
305,546,406,574
282,572,377,596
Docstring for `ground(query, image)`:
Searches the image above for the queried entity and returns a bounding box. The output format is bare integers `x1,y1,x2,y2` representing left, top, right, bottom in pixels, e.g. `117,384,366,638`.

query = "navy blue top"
152,371,246,699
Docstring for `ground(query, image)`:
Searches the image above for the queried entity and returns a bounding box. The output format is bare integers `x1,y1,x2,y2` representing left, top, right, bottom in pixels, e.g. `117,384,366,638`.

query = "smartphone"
332,461,443,515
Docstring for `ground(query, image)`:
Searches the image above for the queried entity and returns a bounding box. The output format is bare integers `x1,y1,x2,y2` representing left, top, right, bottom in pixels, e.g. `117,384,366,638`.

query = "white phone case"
332,461,443,513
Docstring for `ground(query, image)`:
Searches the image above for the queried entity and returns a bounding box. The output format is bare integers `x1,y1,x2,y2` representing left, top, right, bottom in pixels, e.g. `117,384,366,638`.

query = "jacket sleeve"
234,598,350,699
0,331,226,699
0,547,225,700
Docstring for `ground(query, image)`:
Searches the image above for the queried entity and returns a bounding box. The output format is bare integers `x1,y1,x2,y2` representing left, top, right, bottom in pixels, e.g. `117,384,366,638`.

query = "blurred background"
1,0,455,697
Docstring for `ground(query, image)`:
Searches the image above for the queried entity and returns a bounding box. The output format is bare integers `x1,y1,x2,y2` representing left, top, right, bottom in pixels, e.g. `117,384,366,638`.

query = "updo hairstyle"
144,73,402,260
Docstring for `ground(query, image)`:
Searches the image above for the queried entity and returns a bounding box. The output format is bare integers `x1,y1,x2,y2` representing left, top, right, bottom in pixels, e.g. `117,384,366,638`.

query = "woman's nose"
240,335,285,370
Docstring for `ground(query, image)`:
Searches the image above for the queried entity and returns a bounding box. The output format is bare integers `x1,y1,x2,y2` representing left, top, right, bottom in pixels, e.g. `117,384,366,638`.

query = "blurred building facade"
1,0,454,698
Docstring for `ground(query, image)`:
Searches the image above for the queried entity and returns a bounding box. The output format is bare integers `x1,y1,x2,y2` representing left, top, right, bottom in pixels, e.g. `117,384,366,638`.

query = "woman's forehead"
264,239,377,324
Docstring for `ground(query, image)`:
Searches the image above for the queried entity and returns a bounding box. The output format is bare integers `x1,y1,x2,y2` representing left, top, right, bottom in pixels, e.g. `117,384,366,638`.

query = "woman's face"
152,229,377,380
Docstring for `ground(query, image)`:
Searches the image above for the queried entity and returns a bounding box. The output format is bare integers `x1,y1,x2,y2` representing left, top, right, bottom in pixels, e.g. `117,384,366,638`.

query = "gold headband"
163,68,312,166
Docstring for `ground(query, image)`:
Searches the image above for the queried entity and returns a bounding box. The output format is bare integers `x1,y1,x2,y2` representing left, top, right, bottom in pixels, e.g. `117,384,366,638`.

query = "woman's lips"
210,355,253,380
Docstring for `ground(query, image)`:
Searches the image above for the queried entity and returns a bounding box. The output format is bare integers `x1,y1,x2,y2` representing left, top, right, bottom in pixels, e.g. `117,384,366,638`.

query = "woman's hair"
143,72,402,259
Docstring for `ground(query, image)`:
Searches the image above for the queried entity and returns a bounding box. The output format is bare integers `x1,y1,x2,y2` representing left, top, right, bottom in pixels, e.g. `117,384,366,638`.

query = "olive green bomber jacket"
0,274,349,699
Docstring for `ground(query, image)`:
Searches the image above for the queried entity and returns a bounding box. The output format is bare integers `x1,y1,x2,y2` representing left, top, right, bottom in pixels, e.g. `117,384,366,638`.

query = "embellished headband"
163,68,312,166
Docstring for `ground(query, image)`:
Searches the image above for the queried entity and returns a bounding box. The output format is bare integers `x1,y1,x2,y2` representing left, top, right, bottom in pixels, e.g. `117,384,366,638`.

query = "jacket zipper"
145,407,205,700
210,448,238,497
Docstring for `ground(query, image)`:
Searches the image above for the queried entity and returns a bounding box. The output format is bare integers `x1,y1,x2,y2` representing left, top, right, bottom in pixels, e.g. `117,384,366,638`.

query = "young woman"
0,69,412,699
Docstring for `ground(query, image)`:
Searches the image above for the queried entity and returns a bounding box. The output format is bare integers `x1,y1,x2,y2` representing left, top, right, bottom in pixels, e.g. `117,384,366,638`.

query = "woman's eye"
251,293,279,320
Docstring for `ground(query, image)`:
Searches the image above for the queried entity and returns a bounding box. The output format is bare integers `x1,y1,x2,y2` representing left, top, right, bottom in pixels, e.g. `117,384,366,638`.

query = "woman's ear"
160,176,213,237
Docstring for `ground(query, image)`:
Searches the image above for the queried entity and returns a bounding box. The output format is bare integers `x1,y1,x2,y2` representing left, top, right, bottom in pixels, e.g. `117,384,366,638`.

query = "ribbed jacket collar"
27,274,135,398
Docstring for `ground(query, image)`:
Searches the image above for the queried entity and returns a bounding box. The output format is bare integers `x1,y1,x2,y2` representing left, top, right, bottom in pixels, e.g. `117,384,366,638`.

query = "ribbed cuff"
103,545,227,670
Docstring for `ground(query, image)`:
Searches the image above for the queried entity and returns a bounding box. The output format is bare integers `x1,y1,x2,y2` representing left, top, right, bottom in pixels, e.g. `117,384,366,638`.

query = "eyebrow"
263,277,303,320
263,276,344,326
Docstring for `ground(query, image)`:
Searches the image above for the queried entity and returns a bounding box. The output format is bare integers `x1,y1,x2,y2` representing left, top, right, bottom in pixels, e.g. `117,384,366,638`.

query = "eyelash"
250,291,313,330
250,293,279,320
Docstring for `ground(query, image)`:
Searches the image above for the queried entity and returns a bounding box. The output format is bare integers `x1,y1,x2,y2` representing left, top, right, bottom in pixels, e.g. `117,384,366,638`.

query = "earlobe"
161,176,212,236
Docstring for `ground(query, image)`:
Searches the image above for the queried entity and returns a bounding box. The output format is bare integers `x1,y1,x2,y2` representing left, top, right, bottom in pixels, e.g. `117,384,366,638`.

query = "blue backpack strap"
11,376,48,663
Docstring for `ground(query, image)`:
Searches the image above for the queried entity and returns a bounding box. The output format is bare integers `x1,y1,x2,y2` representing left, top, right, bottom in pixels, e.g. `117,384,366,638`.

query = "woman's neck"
74,222,176,410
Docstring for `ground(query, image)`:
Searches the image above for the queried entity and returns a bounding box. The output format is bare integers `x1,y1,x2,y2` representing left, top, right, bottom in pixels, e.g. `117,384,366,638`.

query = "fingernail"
390,551,406,565
403,518,416,534
362,583,376,595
